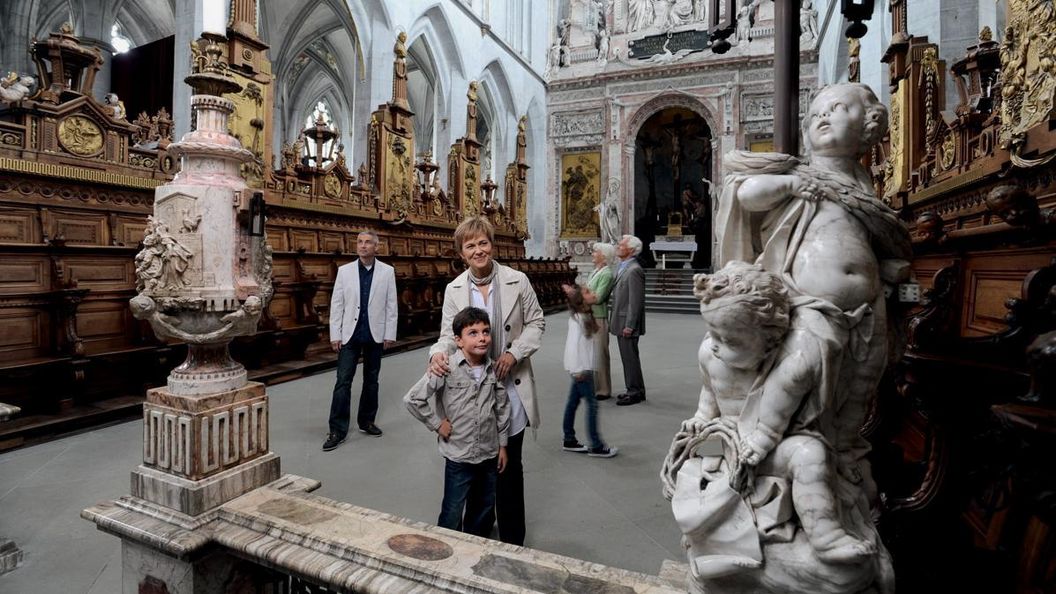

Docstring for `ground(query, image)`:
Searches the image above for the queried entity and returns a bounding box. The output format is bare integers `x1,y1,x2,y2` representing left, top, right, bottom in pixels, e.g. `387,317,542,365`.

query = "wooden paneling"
0,207,39,243
289,230,318,252
0,257,49,293
64,256,134,289
76,299,136,355
52,211,108,245
319,232,343,253
961,250,1055,336
0,308,49,362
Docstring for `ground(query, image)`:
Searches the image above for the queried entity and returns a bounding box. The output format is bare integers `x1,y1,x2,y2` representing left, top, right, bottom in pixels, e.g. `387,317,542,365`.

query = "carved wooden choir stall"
0,17,572,451
866,2,1056,592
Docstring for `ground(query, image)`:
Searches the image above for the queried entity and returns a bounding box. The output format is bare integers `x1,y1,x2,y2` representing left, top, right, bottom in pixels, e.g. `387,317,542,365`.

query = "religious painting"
559,151,601,238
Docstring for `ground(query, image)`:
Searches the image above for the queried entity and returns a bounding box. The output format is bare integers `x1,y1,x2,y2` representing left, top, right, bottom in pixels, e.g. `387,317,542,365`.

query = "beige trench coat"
429,262,546,429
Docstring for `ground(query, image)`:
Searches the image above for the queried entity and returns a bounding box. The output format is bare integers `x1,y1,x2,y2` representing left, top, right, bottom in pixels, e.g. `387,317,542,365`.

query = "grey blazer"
609,258,646,336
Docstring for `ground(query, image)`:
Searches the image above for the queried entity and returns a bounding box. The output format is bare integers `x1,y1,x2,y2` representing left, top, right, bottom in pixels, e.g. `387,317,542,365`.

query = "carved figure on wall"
597,28,611,65
628,0,654,32
734,3,753,45
800,0,818,44
848,37,861,82
666,84,911,593
135,217,195,293
693,0,707,21
596,177,622,243
545,42,563,77
0,72,35,103
516,115,528,162
103,92,127,120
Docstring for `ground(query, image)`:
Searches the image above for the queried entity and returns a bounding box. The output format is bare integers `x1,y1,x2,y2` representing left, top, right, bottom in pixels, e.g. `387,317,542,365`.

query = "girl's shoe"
562,440,589,452
588,446,619,458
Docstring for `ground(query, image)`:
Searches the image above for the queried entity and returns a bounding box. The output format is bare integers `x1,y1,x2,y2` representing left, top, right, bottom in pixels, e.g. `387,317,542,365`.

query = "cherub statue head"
694,261,790,369
802,83,888,158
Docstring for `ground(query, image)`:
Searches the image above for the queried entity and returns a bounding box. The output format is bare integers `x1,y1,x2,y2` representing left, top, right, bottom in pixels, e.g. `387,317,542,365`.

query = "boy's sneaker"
562,440,589,453
588,446,619,458
322,433,346,451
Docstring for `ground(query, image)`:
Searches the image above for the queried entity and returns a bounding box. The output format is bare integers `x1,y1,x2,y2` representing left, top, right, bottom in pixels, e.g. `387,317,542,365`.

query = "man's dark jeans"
328,339,383,437
438,457,498,537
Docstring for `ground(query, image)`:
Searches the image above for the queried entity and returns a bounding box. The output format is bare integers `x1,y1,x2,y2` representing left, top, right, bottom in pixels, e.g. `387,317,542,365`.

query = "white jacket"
329,259,398,345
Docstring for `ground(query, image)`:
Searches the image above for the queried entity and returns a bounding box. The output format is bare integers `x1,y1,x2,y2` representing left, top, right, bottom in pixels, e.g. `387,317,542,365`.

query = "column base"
0,538,23,575
131,452,280,517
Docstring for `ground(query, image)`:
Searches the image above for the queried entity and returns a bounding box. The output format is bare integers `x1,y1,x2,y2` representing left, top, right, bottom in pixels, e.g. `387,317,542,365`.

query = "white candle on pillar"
202,0,227,36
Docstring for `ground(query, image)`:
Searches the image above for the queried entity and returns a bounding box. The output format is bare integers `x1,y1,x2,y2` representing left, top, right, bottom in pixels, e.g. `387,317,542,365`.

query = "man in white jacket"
324,231,398,451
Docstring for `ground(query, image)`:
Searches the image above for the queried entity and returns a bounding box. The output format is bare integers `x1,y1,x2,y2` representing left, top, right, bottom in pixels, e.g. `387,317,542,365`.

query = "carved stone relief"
551,111,605,137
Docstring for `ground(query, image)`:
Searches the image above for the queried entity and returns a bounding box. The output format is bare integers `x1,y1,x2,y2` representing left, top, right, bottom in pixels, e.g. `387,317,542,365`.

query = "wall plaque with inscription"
628,30,710,59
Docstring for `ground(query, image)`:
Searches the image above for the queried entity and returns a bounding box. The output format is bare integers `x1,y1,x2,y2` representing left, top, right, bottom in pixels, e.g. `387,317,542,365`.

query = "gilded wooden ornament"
58,115,103,156
323,172,341,198
999,1,1056,164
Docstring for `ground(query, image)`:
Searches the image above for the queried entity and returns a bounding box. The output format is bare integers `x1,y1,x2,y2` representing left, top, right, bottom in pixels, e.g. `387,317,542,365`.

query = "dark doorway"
633,107,712,268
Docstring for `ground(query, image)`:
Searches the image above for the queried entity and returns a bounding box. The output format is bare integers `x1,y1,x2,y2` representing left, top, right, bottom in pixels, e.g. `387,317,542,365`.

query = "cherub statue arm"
739,336,818,465
681,346,722,434
735,174,800,212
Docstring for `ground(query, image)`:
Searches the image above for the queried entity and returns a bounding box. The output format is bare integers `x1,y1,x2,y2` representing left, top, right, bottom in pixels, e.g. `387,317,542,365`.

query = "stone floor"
0,312,705,593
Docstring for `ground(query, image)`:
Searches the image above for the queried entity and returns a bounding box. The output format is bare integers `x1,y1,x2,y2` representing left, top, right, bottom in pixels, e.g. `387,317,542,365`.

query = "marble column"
83,36,280,593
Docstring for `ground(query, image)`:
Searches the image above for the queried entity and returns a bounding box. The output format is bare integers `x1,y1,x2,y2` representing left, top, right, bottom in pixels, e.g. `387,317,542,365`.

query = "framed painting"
559,151,601,238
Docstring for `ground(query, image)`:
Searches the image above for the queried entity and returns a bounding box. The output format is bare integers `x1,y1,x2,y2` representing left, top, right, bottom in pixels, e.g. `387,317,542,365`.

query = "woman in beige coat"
428,216,545,545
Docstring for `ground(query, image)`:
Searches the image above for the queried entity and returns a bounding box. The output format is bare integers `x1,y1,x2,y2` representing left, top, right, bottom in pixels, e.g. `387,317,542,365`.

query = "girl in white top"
561,284,618,458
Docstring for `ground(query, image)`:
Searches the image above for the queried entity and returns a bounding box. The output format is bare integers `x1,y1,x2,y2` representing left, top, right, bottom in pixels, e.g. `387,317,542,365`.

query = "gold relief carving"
385,134,414,217
883,83,907,204
228,77,268,188
463,162,479,216
919,46,940,153
1000,2,1056,165
57,115,104,156
939,134,955,171
1,132,20,146
560,151,601,238
323,172,341,198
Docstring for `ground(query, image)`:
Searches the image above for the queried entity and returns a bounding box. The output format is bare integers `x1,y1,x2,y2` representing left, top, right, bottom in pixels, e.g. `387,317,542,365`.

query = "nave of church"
2,312,697,593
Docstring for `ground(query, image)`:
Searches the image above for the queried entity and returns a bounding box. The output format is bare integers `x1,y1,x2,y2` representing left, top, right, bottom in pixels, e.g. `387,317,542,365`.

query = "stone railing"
85,475,684,593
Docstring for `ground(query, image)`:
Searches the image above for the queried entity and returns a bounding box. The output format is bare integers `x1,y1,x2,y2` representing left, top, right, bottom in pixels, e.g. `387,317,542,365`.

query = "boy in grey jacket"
405,306,510,537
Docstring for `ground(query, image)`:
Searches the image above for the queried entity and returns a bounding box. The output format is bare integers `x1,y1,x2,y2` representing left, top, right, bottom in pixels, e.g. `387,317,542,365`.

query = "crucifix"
661,113,694,206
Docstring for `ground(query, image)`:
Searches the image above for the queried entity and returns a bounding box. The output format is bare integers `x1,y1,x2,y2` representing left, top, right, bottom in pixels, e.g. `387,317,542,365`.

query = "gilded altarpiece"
559,151,601,238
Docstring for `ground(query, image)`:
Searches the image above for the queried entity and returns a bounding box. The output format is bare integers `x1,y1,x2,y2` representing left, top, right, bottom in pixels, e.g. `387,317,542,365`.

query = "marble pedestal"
131,382,280,516
0,403,22,575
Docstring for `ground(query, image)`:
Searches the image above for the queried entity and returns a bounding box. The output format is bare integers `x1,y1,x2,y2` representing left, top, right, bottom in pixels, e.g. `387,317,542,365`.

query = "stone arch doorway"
625,96,715,269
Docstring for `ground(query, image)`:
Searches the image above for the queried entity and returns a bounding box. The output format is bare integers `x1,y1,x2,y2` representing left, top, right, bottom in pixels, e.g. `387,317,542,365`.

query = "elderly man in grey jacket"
610,235,647,406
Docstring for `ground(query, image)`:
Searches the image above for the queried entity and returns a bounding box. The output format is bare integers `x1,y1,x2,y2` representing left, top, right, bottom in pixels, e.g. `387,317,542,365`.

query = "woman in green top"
588,243,616,400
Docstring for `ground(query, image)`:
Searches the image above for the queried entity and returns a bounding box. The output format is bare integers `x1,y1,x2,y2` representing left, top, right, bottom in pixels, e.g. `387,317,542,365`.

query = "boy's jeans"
562,371,603,450
438,457,498,537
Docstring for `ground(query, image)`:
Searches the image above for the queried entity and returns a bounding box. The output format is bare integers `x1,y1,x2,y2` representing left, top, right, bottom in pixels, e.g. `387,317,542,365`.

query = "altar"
650,236,696,269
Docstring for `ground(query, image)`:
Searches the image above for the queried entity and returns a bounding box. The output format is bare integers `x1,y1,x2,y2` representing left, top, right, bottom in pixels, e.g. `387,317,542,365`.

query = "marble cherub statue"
665,262,876,586
665,83,909,593
0,72,35,103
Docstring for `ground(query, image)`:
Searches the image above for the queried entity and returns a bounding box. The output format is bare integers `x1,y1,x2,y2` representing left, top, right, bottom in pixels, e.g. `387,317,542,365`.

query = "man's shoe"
322,433,346,451
616,394,645,406
588,446,619,458
359,424,383,437
595,394,612,401
563,440,589,453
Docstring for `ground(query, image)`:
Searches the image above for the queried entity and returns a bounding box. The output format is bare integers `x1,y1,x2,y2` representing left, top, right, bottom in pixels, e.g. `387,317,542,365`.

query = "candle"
202,0,226,36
